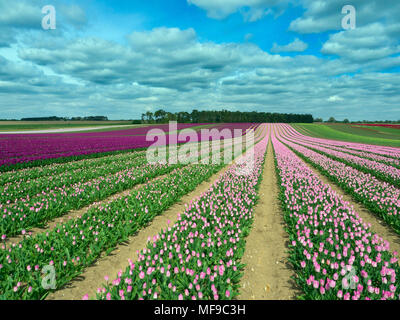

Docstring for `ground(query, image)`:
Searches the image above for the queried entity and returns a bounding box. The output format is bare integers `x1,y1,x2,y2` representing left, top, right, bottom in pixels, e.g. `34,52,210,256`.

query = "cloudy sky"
0,0,399,121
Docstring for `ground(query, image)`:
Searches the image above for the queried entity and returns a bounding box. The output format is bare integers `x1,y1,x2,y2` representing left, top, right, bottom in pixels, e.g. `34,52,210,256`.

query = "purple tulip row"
0,149,147,187
0,123,259,168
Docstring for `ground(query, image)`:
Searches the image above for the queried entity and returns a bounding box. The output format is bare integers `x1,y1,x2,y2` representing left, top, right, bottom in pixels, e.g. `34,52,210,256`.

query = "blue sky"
0,0,399,121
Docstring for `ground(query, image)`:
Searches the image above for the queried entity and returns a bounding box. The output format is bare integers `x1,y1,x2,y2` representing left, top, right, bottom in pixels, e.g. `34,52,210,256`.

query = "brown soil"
238,142,300,300
302,158,400,256
47,156,241,300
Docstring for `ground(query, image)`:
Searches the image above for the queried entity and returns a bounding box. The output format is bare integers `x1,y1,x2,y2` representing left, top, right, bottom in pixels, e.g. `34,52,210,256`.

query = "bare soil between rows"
238,142,300,300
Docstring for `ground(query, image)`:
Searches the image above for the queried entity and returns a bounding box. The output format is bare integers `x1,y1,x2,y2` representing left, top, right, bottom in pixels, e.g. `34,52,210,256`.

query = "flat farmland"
1,122,400,301
0,121,138,132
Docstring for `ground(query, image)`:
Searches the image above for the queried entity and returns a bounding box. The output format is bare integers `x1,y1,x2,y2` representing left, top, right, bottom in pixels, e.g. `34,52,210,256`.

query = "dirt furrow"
238,142,299,300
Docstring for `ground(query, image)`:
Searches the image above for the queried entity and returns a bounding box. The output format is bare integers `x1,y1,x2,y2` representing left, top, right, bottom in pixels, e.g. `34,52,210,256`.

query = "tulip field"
0,123,255,170
272,126,400,300
0,122,400,300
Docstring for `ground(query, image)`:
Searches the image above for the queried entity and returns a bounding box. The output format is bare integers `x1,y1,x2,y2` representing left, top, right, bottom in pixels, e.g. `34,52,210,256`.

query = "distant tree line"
354,119,400,124
316,117,400,124
20,116,109,121
141,109,314,124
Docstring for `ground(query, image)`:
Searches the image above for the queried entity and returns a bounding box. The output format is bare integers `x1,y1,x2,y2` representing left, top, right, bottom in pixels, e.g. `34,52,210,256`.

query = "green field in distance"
0,121,138,132
292,123,400,148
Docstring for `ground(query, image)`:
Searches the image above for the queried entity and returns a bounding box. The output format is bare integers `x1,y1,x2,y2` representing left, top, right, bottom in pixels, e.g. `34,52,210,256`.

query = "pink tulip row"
90,125,269,300
0,152,149,204
276,130,400,233
0,159,182,238
0,149,147,187
279,127,400,186
286,124,400,160
272,125,400,300
0,162,227,299
284,125,400,168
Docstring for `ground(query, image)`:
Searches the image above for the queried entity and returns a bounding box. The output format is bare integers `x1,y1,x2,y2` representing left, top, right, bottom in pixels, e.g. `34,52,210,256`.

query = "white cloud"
0,0,87,47
187,0,289,21
128,27,197,51
0,1,399,123
0,0,41,28
271,38,308,53
58,4,87,28
321,23,400,62
290,0,400,34
3,25,398,121
327,95,343,102
242,7,272,22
